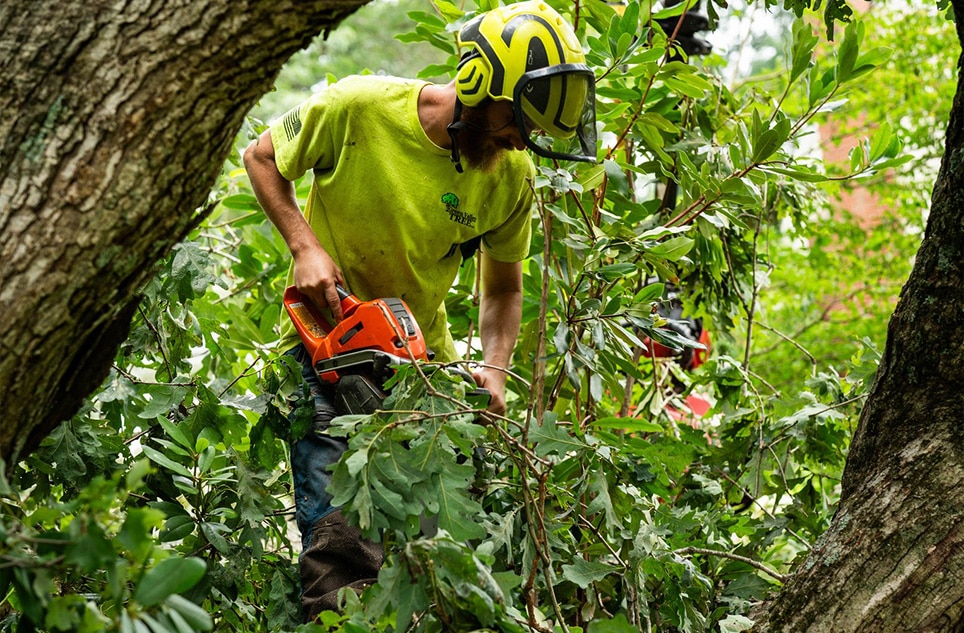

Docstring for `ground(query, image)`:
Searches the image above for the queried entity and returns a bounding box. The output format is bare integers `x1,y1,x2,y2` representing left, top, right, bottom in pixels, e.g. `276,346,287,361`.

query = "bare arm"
243,130,345,320
474,252,523,416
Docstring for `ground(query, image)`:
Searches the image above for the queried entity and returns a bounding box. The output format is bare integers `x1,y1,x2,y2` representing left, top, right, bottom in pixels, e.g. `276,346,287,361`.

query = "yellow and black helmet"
455,1,597,163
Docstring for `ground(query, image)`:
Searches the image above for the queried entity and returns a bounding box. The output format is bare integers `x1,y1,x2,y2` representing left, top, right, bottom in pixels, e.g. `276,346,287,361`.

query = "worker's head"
448,1,596,171
454,99,528,172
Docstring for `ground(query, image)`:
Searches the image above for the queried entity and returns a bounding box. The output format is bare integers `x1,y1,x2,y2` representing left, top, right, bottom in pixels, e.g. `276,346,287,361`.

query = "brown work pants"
300,509,384,621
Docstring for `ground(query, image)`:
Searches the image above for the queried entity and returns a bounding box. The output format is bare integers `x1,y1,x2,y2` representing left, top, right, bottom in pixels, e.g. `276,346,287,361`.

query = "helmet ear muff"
455,52,491,107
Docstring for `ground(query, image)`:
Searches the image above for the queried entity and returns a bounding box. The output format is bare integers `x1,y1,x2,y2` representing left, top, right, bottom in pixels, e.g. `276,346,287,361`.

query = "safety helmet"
453,1,597,163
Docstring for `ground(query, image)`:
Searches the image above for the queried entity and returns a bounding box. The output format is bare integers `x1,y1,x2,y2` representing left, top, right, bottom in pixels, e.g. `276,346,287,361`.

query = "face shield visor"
513,64,597,163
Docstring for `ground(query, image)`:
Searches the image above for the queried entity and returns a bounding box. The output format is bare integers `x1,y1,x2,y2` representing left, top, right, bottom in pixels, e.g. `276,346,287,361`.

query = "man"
244,0,595,620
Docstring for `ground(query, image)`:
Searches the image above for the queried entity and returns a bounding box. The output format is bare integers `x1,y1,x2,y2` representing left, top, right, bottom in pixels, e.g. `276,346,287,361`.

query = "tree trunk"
755,5,964,631
0,0,367,464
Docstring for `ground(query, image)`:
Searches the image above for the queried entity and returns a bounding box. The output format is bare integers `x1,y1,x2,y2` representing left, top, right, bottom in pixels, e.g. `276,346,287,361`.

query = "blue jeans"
286,345,347,550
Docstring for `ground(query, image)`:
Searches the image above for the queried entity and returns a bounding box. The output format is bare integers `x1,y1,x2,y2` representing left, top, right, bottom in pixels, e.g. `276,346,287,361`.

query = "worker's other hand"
292,245,345,321
473,367,507,417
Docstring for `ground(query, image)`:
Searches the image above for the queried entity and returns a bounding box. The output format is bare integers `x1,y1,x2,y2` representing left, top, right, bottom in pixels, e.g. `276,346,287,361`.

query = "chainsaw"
283,285,489,415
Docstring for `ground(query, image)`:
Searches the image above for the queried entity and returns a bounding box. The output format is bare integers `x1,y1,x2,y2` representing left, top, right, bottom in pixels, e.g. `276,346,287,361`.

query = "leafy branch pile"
1,1,939,632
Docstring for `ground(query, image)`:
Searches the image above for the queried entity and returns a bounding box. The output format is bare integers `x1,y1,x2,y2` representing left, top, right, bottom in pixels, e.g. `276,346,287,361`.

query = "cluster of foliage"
1,1,949,632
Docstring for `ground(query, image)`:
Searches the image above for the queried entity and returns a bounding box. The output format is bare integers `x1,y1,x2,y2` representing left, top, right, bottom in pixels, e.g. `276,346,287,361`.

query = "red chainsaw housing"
283,286,429,385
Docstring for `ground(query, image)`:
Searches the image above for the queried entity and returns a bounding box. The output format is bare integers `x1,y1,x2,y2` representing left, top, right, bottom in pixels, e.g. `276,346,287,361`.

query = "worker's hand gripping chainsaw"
283,285,488,415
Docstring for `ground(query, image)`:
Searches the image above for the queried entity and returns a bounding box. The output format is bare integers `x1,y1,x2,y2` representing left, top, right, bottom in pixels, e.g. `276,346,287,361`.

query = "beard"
457,104,512,173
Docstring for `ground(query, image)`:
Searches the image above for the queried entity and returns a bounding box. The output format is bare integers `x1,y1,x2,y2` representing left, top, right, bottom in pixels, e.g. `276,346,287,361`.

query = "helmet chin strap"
447,99,466,173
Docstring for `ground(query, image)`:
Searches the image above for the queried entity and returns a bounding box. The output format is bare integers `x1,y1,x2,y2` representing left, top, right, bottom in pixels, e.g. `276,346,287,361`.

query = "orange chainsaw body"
283,285,429,385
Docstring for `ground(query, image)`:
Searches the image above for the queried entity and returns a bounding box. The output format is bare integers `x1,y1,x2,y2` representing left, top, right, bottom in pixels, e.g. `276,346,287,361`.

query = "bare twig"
675,546,789,583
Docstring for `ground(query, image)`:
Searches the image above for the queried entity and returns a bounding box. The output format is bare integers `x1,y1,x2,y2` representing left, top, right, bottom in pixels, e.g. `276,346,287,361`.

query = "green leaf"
577,163,607,191
131,616,153,633
433,464,485,541
592,417,663,433
652,0,698,20
126,458,154,491
626,45,666,68
596,263,637,281
344,446,370,477
663,73,712,100
850,140,867,172
634,119,672,163
789,19,817,83
157,416,194,452
44,595,83,632
835,20,861,83
405,10,445,28
219,194,259,211
617,0,638,39
562,557,622,588
432,0,463,21
370,476,411,521
165,610,197,633
137,385,190,420
351,482,376,533
852,46,892,81
118,508,165,562
159,515,195,543
170,242,218,300
200,522,231,554
588,612,637,633
65,519,116,573
165,595,213,631
139,613,172,633
265,570,301,630
633,282,665,304
417,63,456,80
134,557,207,607
121,611,136,633
761,166,828,183
868,121,895,162
529,412,586,457
638,111,679,134
140,444,193,479
39,423,88,482
751,118,791,164
647,236,694,261
808,66,837,107
614,31,634,59
586,467,617,526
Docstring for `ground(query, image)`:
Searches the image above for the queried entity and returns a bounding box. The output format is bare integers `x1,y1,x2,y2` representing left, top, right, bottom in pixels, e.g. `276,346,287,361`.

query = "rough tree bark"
754,3,964,631
0,0,368,465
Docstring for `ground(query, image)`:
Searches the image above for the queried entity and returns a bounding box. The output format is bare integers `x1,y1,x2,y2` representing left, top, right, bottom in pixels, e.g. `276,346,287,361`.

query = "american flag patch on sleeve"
282,108,302,141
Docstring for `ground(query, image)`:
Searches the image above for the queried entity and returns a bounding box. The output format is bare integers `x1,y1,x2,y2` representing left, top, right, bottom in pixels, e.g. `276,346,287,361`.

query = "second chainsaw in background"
283,285,489,415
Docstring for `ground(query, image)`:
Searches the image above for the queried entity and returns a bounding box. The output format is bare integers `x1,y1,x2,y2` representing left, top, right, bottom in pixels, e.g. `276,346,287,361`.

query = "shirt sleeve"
268,87,341,182
481,161,535,263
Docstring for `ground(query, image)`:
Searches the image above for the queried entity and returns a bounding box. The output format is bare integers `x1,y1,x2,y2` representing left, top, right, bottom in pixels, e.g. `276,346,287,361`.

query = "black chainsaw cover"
333,374,387,416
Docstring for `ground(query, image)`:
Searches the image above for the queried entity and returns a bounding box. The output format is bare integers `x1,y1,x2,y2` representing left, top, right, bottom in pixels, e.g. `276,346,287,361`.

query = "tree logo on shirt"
441,192,476,228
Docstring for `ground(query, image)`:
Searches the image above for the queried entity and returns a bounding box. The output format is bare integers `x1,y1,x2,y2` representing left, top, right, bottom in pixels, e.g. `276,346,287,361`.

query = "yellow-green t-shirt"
270,75,535,361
